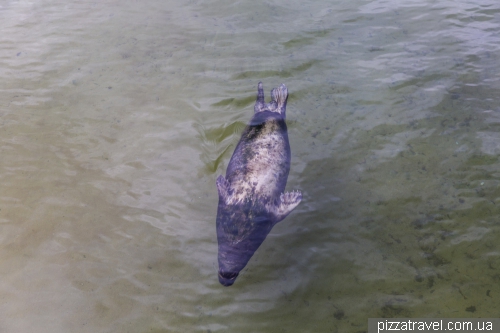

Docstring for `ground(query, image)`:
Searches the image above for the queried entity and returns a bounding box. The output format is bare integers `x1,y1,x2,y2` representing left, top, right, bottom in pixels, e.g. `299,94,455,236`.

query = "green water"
0,0,499,332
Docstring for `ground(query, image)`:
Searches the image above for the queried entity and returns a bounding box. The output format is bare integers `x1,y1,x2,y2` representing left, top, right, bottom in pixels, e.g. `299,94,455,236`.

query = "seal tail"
271,84,288,116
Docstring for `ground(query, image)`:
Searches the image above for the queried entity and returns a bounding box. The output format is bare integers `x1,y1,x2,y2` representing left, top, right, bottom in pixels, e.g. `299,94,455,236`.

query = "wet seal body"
216,82,302,286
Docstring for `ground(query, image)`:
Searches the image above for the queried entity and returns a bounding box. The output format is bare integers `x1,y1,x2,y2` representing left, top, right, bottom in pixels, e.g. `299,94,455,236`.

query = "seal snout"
218,271,239,287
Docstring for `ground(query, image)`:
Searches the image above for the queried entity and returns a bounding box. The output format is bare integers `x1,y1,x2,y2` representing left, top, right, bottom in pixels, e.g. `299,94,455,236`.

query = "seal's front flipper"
216,175,231,205
268,190,302,223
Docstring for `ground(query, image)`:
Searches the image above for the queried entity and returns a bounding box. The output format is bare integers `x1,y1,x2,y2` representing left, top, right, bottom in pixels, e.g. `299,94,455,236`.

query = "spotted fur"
215,82,302,286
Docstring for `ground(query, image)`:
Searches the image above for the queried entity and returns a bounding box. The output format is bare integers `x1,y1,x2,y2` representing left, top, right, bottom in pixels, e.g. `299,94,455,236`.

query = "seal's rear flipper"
254,82,266,113
271,84,288,116
268,190,302,223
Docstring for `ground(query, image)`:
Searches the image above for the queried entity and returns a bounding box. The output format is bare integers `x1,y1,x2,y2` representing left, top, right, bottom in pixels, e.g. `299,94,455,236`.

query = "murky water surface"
1,0,500,331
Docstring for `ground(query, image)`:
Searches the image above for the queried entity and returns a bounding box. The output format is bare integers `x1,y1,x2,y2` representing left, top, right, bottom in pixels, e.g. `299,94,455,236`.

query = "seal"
216,82,302,286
